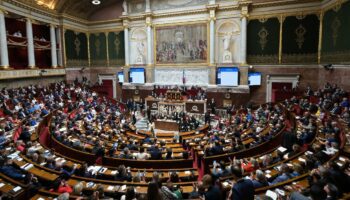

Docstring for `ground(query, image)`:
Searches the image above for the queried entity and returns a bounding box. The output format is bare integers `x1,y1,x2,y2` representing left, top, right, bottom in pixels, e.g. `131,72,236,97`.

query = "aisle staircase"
135,118,149,131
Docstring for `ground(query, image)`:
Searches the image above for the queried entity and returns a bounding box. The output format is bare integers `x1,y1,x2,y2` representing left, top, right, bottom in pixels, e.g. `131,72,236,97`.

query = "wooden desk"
154,120,179,131
0,178,25,199
145,97,207,114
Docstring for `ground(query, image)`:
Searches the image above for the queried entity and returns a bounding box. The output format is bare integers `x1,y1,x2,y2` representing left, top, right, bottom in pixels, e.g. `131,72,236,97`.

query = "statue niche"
131,28,147,65
217,21,240,64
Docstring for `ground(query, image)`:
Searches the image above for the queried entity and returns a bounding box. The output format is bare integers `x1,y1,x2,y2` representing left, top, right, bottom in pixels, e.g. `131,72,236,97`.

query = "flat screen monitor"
117,72,124,83
248,72,262,86
129,68,145,84
217,67,239,86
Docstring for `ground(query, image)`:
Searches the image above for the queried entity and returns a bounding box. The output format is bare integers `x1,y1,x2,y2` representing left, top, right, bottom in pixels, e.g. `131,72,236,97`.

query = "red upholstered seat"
13,126,22,142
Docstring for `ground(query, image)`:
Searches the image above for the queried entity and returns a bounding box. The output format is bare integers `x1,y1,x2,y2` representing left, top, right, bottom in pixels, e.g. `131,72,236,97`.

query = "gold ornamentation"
322,51,350,63
333,1,342,12
258,18,268,23
95,38,101,56
258,27,269,50
295,24,306,49
331,17,341,47
74,36,81,56
66,59,88,67
295,14,305,20
114,32,121,56
282,53,317,64
247,54,278,64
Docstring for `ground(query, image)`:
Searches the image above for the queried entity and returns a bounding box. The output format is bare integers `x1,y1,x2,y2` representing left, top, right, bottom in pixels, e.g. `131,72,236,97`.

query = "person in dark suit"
205,111,211,125
210,141,224,155
230,165,254,200
150,145,162,160
282,130,298,152
0,157,26,180
209,98,216,114
201,174,222,200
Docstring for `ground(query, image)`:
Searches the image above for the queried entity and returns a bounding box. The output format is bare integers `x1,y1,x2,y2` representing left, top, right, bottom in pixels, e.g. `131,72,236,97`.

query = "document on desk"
12,186,22,192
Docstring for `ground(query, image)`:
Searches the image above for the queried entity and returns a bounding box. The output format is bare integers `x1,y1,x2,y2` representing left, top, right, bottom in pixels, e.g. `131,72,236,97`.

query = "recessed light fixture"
92,0,101,5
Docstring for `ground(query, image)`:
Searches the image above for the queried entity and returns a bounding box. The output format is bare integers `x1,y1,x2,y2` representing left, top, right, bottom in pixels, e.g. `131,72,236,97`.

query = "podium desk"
154,120,179,131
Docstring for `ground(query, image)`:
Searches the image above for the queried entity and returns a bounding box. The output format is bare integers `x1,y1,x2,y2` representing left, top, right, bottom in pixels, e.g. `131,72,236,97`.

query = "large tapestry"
282,14,319,64
322,0,350,63
155,24,207,64
247,18,279,64
64,29,88,67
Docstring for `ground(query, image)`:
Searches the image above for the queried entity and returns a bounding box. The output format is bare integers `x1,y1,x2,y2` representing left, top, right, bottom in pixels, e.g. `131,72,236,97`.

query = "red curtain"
5,18,26,36
272,82,294,102
35,49,51,68
272,82,293,90
102,80,113,99
8,46,28,69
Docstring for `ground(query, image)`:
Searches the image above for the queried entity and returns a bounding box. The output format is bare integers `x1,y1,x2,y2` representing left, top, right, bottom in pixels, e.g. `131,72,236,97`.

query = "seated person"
114,165,132,182
271,164,292,184
251,170,269,188
210,141,224,156
0,157,27,180
0,130,9,150
150,145,162,160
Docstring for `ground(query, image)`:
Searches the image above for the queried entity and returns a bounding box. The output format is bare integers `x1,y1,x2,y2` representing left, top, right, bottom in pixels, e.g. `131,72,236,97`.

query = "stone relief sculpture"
222,34,232,63
155,69,183,85
136,41,145,64
145,0,150,12
217,21,240,63
209,0,216,5
122,0,128,15
131,28,147,65
151,0,207,11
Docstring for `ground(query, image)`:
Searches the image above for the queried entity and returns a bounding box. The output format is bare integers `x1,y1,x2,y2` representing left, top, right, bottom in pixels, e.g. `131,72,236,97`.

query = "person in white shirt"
136,147,149,160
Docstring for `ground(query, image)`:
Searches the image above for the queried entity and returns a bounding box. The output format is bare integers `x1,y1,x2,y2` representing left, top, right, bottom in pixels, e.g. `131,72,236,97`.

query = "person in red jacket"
57,178,73,193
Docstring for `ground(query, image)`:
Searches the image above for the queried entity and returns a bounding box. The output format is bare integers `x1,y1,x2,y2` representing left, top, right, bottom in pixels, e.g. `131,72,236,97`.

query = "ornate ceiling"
14,0,322,20
15,0,123,20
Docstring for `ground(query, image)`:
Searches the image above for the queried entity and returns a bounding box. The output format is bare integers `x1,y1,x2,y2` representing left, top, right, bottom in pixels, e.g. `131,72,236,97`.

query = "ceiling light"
92,0,101,5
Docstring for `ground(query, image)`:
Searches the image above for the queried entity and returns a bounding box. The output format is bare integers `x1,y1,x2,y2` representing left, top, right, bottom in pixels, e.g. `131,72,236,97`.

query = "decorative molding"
258,26,269,50
295,24,306,49
247,54,279,64
0,68,65,80
282,53,318,64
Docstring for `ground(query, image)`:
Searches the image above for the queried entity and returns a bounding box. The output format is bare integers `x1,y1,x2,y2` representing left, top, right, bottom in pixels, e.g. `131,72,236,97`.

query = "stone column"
26,18,36,68
240,15,247,64
145,0,151,13
50,25,57,68
0,10,9,69
123,67,129,83
209,19,215,65
56,27,63,67
207,4,217,66
146,16,153,66
123,21,130,67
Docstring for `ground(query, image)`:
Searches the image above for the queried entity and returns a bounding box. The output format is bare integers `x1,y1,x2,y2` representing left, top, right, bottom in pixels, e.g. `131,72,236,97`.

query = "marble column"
56,27,63,67
240,15,247,64
123,67,129,83
26,18,35,68
0,10,9,69
146,20,153,66
50,25,57,68
124,26,130,67
209,19,215,65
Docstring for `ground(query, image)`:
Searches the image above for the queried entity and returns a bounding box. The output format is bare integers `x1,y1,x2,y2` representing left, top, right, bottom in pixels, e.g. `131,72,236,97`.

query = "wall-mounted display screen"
129,68,145,84
248,72,262,86
217,67,239,86
117,72,124,83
